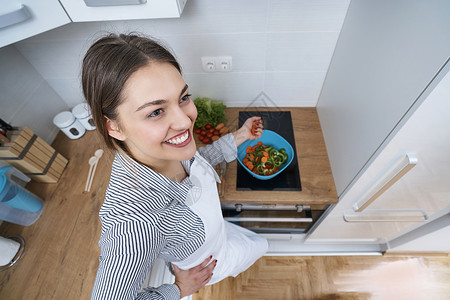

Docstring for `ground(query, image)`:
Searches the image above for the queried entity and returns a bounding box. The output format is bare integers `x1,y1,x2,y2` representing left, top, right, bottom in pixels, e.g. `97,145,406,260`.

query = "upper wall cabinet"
0,0,71,48
59,0,187,22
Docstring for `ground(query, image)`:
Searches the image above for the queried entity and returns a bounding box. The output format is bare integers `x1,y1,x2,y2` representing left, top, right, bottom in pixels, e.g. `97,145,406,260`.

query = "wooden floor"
1,132,449,299
193,254,450,300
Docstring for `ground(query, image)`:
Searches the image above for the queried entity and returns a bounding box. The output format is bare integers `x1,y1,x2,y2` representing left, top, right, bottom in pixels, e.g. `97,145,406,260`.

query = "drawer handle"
222,204,310,211
224,217,313,223
0,5,31,29
83,0,147,7
343,209,428,222
353,153,417,212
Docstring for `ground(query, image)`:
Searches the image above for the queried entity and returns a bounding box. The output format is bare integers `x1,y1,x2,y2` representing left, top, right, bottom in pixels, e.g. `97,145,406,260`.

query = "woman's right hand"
173,256,217,298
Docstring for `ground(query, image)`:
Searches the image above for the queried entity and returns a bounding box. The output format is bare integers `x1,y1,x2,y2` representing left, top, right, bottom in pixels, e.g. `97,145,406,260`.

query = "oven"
221,203,328,235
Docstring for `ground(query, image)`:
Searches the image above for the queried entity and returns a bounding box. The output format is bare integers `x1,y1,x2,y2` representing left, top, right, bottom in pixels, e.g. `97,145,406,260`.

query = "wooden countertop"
217,107,337,207
0,107,336,299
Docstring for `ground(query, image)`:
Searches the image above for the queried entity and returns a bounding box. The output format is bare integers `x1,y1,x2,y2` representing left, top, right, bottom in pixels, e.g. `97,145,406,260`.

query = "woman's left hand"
233,116,263,147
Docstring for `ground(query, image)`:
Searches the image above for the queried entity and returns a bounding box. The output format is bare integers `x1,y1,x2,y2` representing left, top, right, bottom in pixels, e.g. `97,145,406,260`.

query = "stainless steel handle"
0,5,31,29
0,235,25,271
353,153,417,212
83,0,147,7
343,209,428,222
221,203,310,211
224,217,313,223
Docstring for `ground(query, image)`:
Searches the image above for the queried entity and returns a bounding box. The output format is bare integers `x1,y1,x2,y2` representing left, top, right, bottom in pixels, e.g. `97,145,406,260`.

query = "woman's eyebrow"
136,99,167,112
179,84,189,97
135,84,189,112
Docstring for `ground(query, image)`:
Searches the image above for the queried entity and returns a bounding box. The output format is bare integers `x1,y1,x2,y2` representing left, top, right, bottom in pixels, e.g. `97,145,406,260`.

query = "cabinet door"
59,0,186,22
317,0,450,197
0,0,70,48
309,66,450,243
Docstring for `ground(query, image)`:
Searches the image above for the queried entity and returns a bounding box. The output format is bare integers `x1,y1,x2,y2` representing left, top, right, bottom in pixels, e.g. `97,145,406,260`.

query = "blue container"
0,166,44,226
237,130,294,180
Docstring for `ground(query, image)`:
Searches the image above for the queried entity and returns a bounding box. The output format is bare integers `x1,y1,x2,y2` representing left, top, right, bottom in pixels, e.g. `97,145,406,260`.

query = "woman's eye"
148,108,163,118
180,94,191,103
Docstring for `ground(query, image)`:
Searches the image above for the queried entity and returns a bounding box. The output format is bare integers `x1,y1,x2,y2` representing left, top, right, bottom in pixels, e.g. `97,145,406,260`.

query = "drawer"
222,203,328,234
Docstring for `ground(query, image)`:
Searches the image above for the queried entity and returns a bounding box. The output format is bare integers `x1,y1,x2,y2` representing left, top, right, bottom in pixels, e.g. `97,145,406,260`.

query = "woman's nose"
170,106,191,130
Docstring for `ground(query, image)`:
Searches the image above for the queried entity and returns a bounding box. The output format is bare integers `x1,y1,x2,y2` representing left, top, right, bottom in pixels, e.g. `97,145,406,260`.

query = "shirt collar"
115,151,193,204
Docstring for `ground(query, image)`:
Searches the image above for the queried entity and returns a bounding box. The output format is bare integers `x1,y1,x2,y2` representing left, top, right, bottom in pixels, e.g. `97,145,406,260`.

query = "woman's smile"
164,129,192,147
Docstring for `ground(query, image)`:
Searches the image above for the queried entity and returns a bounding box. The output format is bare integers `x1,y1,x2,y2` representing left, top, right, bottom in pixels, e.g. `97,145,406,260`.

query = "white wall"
0,46,68,143
12,0,349,110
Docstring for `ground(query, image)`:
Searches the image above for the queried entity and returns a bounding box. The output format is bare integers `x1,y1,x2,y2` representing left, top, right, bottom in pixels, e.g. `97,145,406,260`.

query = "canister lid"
53,111,75,128
72,103,91,119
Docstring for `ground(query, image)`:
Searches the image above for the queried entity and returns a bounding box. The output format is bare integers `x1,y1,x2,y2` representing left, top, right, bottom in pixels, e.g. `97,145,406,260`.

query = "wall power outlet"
201,56,232,72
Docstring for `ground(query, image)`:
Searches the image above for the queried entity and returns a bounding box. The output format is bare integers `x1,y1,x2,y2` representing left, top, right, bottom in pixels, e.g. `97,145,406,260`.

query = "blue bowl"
237,130,294,180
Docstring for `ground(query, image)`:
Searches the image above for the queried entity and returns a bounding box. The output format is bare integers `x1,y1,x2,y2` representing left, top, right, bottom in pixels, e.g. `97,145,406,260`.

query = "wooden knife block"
0,127,68,183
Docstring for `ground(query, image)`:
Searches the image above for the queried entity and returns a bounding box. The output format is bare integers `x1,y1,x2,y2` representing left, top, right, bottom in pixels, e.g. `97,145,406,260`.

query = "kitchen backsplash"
1,0,350,143
0,46,68,143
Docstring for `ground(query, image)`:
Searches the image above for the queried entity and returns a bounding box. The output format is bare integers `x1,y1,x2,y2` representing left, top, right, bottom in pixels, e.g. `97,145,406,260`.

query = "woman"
82,33,268,300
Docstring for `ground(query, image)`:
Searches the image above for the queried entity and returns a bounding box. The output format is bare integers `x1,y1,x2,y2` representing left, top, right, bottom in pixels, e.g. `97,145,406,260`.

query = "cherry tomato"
198,135,204,141
251,124,257,136
206,132,213,138
194,128,201,134
203,137,210,144
205,124,212,129
213,130,220,136
200,130,206,136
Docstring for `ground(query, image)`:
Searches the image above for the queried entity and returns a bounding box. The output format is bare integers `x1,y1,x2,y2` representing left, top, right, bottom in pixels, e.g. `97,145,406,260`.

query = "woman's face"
108,62,197,171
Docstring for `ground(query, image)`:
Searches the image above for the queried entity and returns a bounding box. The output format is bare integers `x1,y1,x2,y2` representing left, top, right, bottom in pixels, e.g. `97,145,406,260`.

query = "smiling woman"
81,33,267,300
105,63,198,176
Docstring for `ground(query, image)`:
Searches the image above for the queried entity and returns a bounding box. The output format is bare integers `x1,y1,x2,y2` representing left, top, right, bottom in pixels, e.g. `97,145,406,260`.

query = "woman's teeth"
166,131,189,145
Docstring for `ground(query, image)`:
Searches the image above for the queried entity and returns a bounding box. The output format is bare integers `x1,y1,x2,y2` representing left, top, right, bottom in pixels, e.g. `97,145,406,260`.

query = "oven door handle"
224,217,313,223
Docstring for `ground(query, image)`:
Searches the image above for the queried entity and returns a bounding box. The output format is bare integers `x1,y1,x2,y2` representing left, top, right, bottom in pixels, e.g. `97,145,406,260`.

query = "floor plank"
193,254,450,300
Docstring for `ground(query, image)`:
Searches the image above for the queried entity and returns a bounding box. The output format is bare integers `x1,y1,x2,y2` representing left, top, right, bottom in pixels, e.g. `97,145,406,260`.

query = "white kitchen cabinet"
317,0,450,197
388,221,450,253
309,0,450,249
59,0,187,22
308,64,450,244
0,0,70,48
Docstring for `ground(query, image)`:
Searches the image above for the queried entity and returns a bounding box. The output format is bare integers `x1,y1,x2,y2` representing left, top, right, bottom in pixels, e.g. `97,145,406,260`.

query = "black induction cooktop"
236,111,302,191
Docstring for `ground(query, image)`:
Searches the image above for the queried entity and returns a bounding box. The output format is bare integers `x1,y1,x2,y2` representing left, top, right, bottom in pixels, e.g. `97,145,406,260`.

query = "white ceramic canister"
72,103,96,130
53,111,86,139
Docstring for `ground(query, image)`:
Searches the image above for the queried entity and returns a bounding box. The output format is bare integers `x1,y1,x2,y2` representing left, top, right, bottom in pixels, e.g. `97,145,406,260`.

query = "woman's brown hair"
81,33,181,151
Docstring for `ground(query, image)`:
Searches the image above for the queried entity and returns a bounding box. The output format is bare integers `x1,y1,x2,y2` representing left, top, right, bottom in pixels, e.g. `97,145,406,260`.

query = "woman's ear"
105,117,126,141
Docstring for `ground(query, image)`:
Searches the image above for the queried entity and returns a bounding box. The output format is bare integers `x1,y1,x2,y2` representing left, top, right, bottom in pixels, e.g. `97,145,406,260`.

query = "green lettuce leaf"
194,97,227,128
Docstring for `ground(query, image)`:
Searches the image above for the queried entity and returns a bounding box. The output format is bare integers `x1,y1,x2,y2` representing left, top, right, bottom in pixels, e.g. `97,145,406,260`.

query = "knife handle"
0,133,10,144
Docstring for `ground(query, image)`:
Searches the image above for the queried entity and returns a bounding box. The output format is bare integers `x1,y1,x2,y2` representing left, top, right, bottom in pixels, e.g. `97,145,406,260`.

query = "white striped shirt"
91,133,237,300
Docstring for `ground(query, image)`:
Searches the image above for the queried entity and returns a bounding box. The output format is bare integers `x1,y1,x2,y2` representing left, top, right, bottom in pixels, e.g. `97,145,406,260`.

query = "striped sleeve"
91,221,179,300
197,133,237,167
